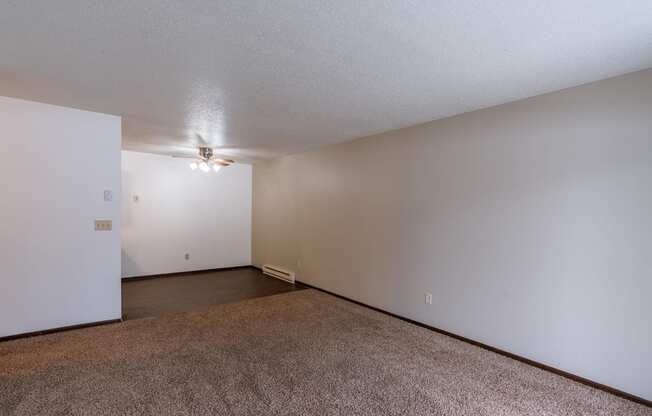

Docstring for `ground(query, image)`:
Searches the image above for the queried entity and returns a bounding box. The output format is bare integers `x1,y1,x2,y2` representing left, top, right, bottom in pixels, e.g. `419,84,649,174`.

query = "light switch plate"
95,220,112,231
103,190,113,202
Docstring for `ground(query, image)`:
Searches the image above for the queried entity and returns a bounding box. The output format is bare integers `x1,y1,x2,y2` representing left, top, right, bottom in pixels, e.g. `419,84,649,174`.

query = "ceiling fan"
171,134,235,173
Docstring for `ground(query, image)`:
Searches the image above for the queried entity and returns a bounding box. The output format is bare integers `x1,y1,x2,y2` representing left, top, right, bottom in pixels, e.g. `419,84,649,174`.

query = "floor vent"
262,264,295,284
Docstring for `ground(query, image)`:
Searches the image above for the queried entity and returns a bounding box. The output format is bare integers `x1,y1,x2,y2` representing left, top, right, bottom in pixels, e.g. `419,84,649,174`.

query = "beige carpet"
0,289,649,415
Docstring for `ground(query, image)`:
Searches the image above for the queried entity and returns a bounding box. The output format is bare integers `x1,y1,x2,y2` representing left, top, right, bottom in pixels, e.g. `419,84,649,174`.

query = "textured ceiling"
1,1,651,161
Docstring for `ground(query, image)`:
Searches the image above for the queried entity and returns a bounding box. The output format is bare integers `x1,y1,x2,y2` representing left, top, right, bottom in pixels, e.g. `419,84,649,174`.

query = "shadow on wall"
121,249,141,278
121,168,133,228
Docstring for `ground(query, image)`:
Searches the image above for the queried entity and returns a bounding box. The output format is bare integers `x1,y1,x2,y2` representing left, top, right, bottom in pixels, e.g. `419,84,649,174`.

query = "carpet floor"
0,289,648,415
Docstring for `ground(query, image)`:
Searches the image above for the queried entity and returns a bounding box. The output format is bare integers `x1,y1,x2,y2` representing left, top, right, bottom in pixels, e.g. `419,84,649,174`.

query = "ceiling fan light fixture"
175,146,235,173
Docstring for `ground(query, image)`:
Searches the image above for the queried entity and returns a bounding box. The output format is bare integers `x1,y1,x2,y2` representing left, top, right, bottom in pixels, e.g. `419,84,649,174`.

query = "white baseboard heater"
262,264,296,284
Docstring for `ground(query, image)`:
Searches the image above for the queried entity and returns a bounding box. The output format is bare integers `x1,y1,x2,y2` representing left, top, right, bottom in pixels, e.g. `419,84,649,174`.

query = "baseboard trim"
121,265,255,282
0,318,122,343
297,280,651,408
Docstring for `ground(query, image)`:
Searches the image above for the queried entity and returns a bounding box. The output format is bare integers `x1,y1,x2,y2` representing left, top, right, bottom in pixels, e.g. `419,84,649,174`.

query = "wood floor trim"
0,319,122,343
121,265,255,282
296,280,651,408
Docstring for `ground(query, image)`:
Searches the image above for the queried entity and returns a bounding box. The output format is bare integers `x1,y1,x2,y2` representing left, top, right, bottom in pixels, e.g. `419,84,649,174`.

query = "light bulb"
199,162,210,172
212,164,222,173
189,162,198,170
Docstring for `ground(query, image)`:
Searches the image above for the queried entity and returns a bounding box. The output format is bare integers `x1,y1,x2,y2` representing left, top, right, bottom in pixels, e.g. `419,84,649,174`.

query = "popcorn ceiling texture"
0,289,649,415
0,1,651,159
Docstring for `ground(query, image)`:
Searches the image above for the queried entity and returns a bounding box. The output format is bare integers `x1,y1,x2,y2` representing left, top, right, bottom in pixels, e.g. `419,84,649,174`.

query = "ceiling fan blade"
194,133,210,146
170,154,197,159
214,158,235,165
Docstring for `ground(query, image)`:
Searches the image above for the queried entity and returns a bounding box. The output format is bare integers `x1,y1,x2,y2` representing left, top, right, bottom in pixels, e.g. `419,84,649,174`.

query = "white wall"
121,151,251,277
252,69,652,400
0,96,121,337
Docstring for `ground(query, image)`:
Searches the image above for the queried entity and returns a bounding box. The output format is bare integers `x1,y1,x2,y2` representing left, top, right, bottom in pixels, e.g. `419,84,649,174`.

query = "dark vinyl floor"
121,266,307,320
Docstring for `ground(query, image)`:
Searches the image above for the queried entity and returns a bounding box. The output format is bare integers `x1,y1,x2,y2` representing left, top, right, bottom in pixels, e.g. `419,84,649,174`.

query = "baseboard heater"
262,264,296,284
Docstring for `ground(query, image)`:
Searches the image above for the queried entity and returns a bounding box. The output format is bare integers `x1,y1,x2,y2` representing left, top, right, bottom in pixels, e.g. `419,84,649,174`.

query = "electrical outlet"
425,292,433,305
94,220,112,231
185,253,190,260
